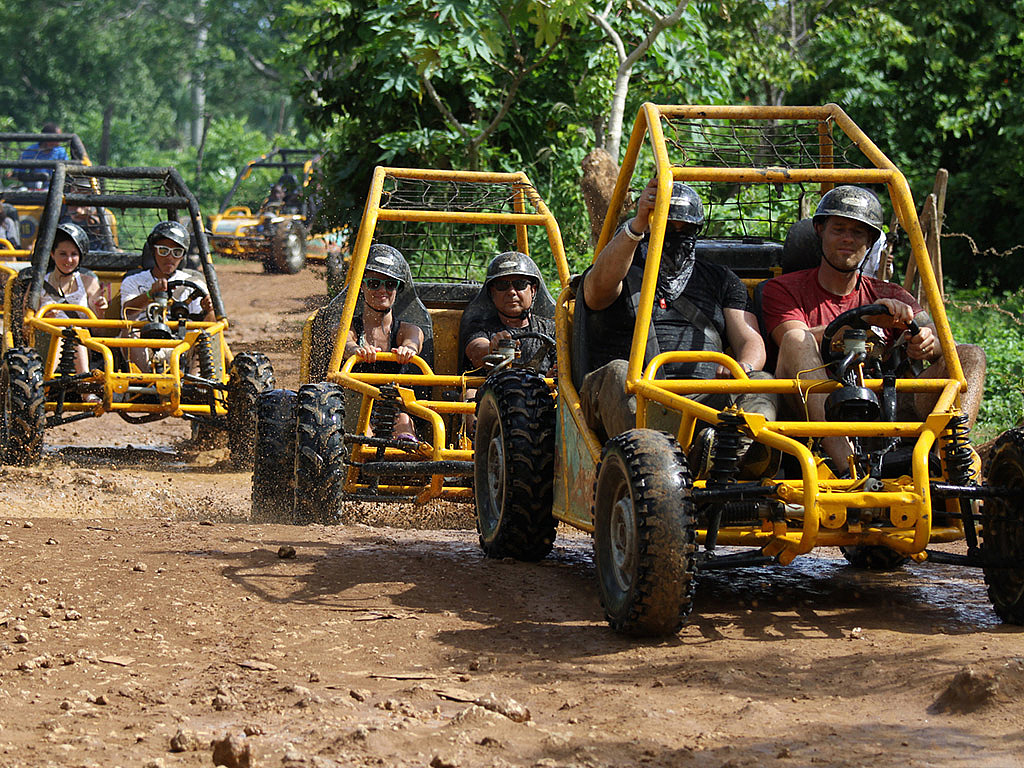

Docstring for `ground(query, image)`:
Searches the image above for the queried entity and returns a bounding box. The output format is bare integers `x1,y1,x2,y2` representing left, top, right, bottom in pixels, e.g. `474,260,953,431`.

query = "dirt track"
1,261,1022,768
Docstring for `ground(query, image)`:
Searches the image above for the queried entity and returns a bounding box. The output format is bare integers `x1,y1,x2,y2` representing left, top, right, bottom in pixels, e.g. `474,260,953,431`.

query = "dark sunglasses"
491,278,533,292
363,277,400,290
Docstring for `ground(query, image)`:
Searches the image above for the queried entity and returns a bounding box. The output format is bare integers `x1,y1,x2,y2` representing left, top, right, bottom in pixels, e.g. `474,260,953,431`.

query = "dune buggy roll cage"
554,103,973,565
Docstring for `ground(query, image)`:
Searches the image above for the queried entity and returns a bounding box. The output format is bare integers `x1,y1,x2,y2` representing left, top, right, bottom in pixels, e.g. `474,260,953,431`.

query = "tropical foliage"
3,0,1024,434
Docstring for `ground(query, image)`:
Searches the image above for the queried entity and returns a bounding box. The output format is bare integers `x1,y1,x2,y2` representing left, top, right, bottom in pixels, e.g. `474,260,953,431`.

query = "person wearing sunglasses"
121,221,213,322
343,244,424,441
119,221,214,370
460,251,556,373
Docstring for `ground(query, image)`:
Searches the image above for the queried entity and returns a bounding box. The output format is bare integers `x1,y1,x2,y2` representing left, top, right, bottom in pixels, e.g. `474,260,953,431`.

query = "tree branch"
243,46,281,81
421,72,472,141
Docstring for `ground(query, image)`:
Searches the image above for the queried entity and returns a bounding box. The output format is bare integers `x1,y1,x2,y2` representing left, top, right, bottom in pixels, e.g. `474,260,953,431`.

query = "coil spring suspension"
703,410,747,555
370,384,401,440
196,332,215,379
709,411,745,486
57,328,80,378
942,415,976,485
941,414,980,553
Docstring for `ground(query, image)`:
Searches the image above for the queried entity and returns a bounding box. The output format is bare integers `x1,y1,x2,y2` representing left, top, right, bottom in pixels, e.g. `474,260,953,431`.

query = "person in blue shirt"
16,123,69,188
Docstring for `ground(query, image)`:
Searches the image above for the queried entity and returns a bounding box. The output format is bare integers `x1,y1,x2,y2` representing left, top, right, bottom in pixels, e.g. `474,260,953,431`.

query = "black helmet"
364,244,408,284
53,221,90,259
148,220,190,251
142,220,190,269
667,182,705,226
813,185,883,237
484,251,542,288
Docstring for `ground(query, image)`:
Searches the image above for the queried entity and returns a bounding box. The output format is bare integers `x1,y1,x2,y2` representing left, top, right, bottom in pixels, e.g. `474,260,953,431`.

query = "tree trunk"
191,0,208,147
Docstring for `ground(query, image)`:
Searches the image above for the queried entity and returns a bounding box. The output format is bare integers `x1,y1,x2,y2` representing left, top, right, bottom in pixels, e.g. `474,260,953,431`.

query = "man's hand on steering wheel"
870,299,938,361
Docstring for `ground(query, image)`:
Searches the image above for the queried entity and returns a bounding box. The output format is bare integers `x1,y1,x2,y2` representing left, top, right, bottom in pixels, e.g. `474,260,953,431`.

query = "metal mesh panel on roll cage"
370,176,543,284
655,114,875,242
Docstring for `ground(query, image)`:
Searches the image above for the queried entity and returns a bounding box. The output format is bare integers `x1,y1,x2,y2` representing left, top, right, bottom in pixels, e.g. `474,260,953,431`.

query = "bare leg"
914,343,986,428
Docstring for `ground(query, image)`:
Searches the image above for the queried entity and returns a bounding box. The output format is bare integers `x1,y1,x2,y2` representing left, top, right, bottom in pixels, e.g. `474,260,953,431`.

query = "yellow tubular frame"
16,301,231,417
562,102,968,562
306,166,569,504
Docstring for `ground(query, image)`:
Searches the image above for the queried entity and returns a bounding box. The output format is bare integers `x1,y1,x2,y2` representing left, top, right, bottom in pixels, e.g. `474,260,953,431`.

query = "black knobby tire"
326,248,347,298
252,389,298,523
982,427,1024,624
2,347,46,466
592,429,699,636
293,383,347,524
839,545,909,571
8,273,30,347
266,221,307,274
226,352,276,469
473,368,557,561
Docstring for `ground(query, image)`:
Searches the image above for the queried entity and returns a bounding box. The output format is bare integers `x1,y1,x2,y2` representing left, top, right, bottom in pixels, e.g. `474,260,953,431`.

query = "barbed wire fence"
941,232,1024,328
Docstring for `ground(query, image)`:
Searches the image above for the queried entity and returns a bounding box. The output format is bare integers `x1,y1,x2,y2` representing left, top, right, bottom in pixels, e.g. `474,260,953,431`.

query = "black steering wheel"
164,279,209,321
820,303,920,369
509,329,557,372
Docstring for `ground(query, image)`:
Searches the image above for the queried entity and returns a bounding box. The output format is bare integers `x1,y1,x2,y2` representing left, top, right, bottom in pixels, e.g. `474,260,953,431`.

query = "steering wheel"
165,279,209,321
482,329,557,373
820,303,920,370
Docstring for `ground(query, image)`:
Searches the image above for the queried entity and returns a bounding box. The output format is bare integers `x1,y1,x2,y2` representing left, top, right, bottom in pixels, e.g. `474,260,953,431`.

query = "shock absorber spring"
370,384,401,440
704,410,746,555
57,328,80,378
196,331,215,379
941,413,980,553
942,414,976,485
709,410,745,486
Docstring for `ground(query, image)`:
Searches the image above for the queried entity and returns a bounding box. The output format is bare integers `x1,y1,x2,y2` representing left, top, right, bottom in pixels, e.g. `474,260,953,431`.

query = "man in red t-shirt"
761,185,985,467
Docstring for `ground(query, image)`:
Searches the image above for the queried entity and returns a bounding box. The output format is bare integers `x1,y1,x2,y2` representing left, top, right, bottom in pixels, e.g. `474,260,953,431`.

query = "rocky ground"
1,261,1022,768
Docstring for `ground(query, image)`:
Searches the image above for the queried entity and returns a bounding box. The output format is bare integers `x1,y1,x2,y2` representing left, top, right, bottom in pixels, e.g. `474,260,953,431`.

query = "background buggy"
0,163,273,467
207,148,346,275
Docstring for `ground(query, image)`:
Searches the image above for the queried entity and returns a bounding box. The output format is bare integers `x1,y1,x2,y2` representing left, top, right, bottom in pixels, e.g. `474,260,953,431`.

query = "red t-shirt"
762,268,923,341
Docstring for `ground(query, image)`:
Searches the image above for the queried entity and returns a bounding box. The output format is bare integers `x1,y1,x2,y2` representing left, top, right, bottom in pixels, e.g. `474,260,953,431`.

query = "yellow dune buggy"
207,147,346,275
473,102,1020,635
250,167,569,524
1,163,274,467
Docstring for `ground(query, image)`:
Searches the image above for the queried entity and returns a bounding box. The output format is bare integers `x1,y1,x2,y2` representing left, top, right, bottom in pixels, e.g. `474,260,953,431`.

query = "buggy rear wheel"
473,368,556,561
982,427,1024,624
293,383,347,524
839,545,908,571
1,347,46,466
593,429,698,636
252,389,297,522
266,221,307,274
226,352,276,470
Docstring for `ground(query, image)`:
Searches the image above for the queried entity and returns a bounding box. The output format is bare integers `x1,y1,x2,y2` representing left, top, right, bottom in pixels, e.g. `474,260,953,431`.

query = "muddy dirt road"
1,262,1022,768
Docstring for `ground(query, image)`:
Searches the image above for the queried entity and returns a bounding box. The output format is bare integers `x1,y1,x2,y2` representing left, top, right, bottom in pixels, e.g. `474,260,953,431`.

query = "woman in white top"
40,222,108,381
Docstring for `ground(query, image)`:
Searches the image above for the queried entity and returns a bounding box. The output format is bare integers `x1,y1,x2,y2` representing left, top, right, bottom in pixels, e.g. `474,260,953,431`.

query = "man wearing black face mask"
579,178,775,444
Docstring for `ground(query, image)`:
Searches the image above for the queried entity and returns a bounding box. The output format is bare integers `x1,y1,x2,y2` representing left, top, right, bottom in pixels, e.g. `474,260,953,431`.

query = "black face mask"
655,229,699,301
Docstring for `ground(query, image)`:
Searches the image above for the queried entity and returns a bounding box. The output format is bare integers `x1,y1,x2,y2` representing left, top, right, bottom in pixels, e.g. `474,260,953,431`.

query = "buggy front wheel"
266,221,307,274
593,429,698,636
251,389,298,522
982,427,1024,624
473,368,557,561
293,383,347,524
226,352,276,469
1,347,46,466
